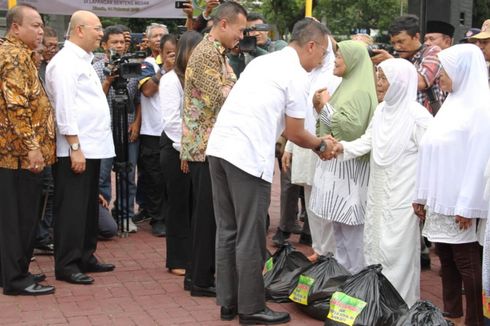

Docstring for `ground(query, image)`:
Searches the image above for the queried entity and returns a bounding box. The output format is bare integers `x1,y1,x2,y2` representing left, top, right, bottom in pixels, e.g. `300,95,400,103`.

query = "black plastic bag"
324,264,408,326
291,253,351,321
396,300,453,326
263,243,312,302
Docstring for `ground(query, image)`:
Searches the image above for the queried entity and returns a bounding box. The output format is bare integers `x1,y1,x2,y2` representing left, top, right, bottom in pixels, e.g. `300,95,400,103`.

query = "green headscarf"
319,40,377,142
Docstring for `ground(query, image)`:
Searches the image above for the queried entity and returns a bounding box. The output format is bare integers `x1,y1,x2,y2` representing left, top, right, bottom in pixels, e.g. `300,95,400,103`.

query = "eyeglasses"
79,25,104,33
314,41,328,58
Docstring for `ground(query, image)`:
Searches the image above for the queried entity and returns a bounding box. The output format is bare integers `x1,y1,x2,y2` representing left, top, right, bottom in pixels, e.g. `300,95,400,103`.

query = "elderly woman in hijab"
413,44,490,326
309,40,377,274
331,58,432,306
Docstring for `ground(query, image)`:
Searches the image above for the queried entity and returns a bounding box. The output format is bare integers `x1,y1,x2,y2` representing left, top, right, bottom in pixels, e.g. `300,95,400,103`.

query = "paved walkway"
1,166,449,325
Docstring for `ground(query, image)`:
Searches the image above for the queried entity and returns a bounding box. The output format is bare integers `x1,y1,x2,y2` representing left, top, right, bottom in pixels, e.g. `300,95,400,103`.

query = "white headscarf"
371,58,432,167
415,44,490,218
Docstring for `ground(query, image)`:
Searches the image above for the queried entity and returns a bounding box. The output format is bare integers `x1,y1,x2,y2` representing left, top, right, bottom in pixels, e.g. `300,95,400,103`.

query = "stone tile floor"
1,166,455,325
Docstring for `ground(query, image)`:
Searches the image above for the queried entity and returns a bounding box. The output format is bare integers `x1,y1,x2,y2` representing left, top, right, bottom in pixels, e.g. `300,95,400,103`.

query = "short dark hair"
388,15,420,37
101,25,125,44
159,34,178,50
114,24,131,33
247,12,266,23
6,4,38,31
43,26,57,38
290,18,330,46
212,1,247,25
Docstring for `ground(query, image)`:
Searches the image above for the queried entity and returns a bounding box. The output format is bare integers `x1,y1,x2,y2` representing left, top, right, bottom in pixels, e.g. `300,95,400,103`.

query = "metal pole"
305,0,313,17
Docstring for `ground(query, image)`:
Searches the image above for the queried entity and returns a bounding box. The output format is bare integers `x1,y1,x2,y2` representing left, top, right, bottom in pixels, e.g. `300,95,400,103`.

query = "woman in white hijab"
414,44,490,326
332,58,432,306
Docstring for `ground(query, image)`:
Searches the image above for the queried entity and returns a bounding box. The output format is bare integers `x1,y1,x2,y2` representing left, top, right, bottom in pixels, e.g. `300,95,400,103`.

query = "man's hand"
180,160,189,174
28,149,45,173
128,120,140,142
183,1,193,18
455,215,472,230
281,151,292,172
313,88,330,112
316,135,338,161
204,0,220,17
70,150,86,174
99,194,109,208
412,203,426,221
370,49,394,65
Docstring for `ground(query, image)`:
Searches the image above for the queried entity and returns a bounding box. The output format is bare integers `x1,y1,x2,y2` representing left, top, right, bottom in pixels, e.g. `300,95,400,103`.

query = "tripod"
111,77,133,237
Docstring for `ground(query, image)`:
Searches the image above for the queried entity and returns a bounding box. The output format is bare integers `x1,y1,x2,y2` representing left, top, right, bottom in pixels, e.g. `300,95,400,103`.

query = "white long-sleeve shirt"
45,40,115,159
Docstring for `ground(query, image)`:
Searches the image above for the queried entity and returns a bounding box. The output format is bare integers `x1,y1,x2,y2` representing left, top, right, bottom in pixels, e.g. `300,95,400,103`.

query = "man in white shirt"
136,24,172,237
206,18,333,325
46,10,116,285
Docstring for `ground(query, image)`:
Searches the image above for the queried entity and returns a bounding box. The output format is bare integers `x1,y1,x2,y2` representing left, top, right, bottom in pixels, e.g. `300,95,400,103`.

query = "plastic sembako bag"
290,253,351,321
395,300,454,326
263,243,312,302
325,264,408,326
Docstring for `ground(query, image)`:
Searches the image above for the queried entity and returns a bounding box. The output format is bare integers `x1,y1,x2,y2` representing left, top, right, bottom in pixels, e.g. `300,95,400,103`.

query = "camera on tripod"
103,50,146,79
238,23,270,52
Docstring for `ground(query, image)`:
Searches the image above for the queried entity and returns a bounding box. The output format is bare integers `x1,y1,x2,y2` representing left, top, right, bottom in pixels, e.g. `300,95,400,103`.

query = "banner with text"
0,0,186,18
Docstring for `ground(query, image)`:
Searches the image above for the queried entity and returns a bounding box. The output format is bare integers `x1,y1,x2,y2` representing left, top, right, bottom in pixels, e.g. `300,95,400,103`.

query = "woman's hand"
180,159,189,174
455,215,472,230
313,88,330,111
412,203,426,221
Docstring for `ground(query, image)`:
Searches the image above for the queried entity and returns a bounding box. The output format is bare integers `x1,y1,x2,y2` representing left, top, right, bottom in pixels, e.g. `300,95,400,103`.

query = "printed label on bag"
327,291,367,326
289,275,315,305
263,257,273,274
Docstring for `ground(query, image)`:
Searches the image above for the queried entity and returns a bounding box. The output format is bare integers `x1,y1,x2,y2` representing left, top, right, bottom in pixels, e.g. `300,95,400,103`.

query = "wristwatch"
315,139,327,153
70,143,80,151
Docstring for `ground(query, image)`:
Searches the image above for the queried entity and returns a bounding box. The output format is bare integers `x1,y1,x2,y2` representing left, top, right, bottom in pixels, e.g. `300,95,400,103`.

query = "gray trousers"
208,156,270,314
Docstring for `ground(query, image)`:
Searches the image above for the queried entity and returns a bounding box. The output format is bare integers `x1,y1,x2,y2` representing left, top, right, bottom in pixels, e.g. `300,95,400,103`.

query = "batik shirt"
0,36,56,169
180,34,236,162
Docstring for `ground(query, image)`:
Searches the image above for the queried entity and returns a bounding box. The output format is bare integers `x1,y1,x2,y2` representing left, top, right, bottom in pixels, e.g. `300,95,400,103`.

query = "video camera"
238,23,270,52
367,43,395,58
104,50,146,79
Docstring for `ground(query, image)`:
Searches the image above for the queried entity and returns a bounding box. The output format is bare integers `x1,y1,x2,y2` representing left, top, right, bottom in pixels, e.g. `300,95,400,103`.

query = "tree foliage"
473,0,490,28
261,0,406,37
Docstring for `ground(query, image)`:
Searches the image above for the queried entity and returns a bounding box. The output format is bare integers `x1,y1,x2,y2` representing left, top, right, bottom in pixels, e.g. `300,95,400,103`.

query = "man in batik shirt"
180,1,247,298
0,4,56,296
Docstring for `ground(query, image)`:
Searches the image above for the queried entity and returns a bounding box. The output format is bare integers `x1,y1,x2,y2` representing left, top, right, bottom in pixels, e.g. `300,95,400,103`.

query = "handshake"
315,135,343,161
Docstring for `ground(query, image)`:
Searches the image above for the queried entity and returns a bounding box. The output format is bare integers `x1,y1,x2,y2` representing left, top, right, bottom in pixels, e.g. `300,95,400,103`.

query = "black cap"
426,20,455,37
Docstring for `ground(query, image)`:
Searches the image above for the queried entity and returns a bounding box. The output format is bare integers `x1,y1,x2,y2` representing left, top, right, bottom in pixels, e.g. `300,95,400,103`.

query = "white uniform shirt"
45,40,115,159
140,57,163,136
206,47,309,183
159,70,184,151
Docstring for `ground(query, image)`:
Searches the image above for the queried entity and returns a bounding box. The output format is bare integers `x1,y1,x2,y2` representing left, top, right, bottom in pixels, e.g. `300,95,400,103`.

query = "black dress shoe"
33,243,54,255
32,273,46,283
190,284,216,297
151,222,166,237
220,306,237,321
239,307,290,325
4,283,55,296
183,276,192,291
271,228,290,247
56,272,94,285
83,263,115,273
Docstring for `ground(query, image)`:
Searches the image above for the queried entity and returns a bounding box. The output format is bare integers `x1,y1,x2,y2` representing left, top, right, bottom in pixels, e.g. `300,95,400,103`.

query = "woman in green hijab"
309,40,377,274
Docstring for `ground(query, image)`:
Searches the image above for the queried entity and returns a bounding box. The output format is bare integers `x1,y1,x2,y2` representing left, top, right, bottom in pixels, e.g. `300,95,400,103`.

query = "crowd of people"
1,1,490,325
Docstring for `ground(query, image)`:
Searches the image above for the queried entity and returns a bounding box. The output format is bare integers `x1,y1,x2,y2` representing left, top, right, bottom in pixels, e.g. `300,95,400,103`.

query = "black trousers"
53,158,100,276
160,132,192,269
188,161,216,287
139,135,166,224
0,168,42,292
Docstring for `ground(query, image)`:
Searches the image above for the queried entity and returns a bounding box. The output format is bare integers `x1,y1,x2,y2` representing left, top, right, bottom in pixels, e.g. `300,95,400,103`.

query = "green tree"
473,0,490,28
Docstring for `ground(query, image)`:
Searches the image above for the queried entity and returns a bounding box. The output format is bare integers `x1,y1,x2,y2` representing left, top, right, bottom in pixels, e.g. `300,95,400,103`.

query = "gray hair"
146,23,168,38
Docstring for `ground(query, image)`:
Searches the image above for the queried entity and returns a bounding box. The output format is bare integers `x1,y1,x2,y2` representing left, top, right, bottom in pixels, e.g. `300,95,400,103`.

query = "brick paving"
2,166,450,325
